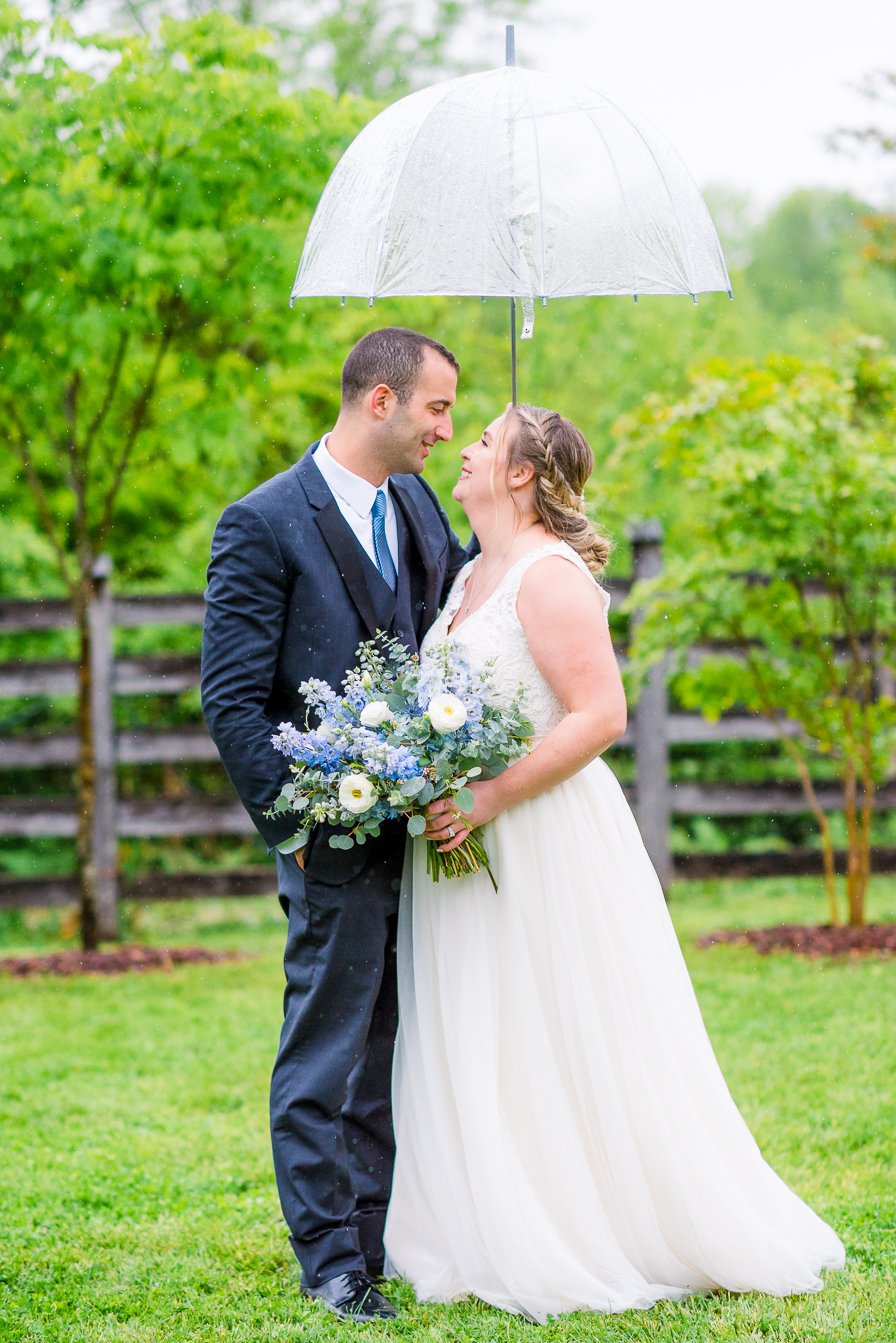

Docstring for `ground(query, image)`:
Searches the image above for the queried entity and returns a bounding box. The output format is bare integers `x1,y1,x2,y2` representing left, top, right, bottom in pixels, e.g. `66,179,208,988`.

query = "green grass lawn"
1,878,894,1342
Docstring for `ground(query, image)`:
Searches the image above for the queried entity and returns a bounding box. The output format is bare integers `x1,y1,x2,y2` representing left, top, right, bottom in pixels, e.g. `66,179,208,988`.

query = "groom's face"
383,349,457,475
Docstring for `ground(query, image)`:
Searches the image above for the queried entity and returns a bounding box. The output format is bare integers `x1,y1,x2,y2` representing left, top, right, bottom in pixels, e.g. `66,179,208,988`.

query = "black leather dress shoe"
303,1270,398,1322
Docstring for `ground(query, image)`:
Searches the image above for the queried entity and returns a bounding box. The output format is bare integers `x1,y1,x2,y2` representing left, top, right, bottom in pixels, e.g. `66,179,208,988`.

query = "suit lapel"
390,475,445,621
295,448,396,639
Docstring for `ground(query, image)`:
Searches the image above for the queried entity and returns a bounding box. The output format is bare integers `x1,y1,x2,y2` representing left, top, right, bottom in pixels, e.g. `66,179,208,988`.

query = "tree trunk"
74,560,119,949
843,755,870,927
75,579,100,951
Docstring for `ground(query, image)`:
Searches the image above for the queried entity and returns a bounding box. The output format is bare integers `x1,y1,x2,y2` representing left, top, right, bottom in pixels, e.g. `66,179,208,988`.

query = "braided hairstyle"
506,404,610,574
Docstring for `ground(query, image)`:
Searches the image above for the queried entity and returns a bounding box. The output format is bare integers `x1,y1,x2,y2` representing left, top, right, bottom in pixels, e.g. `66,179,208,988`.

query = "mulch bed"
695,923,896,958
3,927,894,975
0,945,243,978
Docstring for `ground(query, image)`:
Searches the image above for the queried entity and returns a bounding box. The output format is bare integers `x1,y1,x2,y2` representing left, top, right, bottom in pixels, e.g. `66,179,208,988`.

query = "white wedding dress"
383,542,844,1322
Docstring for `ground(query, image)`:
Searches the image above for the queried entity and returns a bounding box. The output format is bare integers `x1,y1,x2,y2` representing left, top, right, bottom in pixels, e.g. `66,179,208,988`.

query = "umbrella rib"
591,91,700,293
367,80,466,297
481,94,499,299
515,70,547,297
581,105,640,296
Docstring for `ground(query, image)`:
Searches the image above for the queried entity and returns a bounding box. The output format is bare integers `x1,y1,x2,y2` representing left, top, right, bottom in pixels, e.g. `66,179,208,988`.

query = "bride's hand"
423,780,498,851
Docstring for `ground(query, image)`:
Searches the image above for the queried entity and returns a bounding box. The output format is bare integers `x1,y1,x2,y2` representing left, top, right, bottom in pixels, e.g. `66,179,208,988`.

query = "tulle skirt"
384,757,844,1321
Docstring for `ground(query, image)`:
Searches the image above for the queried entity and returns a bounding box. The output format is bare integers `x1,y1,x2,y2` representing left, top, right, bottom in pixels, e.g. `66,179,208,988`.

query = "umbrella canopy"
291,62,731,305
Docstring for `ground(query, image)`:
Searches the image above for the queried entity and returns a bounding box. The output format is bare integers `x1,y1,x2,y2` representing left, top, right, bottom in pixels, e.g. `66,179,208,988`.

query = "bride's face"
452,410,512,510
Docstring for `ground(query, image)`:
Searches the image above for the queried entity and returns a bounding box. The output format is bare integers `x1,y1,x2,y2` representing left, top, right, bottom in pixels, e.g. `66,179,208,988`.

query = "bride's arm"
425,555,627,848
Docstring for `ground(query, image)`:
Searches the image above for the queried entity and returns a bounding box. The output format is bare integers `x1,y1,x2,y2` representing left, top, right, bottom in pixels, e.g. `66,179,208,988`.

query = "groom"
200,328,468,1322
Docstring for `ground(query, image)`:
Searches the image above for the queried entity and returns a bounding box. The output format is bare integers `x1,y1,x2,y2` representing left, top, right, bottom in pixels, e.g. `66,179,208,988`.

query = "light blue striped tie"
371,489,397,592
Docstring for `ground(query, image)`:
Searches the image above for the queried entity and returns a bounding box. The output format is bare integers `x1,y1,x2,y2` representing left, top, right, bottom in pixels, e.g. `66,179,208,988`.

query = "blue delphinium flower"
267,634,531,886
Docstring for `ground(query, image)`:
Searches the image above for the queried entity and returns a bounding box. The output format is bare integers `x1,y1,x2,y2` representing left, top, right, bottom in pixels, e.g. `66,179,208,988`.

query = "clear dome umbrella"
291,27,731,401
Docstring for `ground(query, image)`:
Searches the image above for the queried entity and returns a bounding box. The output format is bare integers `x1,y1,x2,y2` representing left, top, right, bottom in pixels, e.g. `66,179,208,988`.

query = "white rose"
338,773,377,814
360,701,393,728
427,693,468,733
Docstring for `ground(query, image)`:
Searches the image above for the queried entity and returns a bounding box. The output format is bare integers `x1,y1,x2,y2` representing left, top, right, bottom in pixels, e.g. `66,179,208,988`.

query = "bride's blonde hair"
504,404,610,575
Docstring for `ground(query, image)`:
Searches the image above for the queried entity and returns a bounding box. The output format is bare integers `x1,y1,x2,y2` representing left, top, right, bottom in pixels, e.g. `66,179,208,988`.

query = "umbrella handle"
509,297,517,405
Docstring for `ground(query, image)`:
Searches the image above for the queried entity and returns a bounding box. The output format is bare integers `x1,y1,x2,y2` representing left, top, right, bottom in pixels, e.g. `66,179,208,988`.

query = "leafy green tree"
746,188,875,319
702,184,761,274
831,71,896,274
613,336,896,926
43,0,533,97
0,3,368,945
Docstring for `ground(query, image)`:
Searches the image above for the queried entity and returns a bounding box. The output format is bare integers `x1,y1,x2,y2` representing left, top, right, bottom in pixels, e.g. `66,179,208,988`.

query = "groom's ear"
369,383,397,419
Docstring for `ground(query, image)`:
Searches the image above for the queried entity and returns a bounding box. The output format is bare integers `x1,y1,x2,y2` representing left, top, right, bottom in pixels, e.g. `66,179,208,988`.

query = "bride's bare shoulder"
517,550,607,625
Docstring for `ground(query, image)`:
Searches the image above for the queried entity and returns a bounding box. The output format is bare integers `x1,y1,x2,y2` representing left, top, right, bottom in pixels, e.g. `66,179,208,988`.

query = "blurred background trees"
2,0,895,935
4,0,895,593
616,337,896,927
39,0,533,96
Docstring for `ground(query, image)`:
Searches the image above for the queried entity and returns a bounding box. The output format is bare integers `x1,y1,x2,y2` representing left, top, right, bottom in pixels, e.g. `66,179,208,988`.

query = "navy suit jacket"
201,445,469,859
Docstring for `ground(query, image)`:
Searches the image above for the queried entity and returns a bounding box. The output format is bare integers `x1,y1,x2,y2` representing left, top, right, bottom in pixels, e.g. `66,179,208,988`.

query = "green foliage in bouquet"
269,636,532,890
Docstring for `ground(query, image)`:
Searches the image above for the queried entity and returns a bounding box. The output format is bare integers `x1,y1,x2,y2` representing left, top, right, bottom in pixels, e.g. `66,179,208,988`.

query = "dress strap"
507,541,611,614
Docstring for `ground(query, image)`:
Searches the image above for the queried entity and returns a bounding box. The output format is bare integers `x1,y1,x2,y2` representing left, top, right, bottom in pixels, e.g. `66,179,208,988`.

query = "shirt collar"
315,434,390,518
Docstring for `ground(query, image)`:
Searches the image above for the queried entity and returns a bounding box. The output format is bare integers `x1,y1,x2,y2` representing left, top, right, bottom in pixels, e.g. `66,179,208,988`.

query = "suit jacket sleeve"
200,500,298,850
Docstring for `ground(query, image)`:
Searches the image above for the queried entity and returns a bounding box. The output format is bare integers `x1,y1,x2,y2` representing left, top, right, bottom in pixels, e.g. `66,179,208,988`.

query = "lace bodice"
422,541,611,739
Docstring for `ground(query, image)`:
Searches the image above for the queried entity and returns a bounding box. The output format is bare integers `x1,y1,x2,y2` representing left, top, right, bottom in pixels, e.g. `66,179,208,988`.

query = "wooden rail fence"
1,525,894,925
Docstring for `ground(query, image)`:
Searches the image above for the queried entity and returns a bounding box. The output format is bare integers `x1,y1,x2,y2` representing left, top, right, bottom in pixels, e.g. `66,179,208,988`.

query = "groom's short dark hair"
341,327,459,406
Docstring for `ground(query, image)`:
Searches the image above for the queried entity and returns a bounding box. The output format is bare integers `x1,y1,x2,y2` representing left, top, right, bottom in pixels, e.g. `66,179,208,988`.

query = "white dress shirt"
313,435,399,573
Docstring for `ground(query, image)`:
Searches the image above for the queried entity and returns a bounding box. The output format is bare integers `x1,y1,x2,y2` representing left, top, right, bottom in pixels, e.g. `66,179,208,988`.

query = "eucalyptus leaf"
329,834,355,850
407,814,427,837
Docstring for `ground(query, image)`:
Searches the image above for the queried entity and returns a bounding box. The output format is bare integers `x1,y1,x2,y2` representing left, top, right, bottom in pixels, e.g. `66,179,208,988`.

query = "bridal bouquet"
268,635,532,889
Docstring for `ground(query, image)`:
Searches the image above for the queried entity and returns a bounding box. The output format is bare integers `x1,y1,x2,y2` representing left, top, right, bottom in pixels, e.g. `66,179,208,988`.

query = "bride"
383,403,845,1321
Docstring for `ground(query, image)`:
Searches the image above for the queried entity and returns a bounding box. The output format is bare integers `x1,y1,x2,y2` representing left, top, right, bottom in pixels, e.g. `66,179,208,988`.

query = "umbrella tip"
505,24,516,66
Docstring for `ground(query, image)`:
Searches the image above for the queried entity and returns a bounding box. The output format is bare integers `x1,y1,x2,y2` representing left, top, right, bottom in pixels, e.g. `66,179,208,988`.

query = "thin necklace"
461,523,542,615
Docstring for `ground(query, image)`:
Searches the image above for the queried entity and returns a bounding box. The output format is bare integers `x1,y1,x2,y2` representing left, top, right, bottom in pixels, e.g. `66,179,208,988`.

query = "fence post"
88,554,119,938
628,522,673,895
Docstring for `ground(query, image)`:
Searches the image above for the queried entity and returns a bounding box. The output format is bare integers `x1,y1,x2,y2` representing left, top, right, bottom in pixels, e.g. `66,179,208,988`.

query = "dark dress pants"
270,833,402,1286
